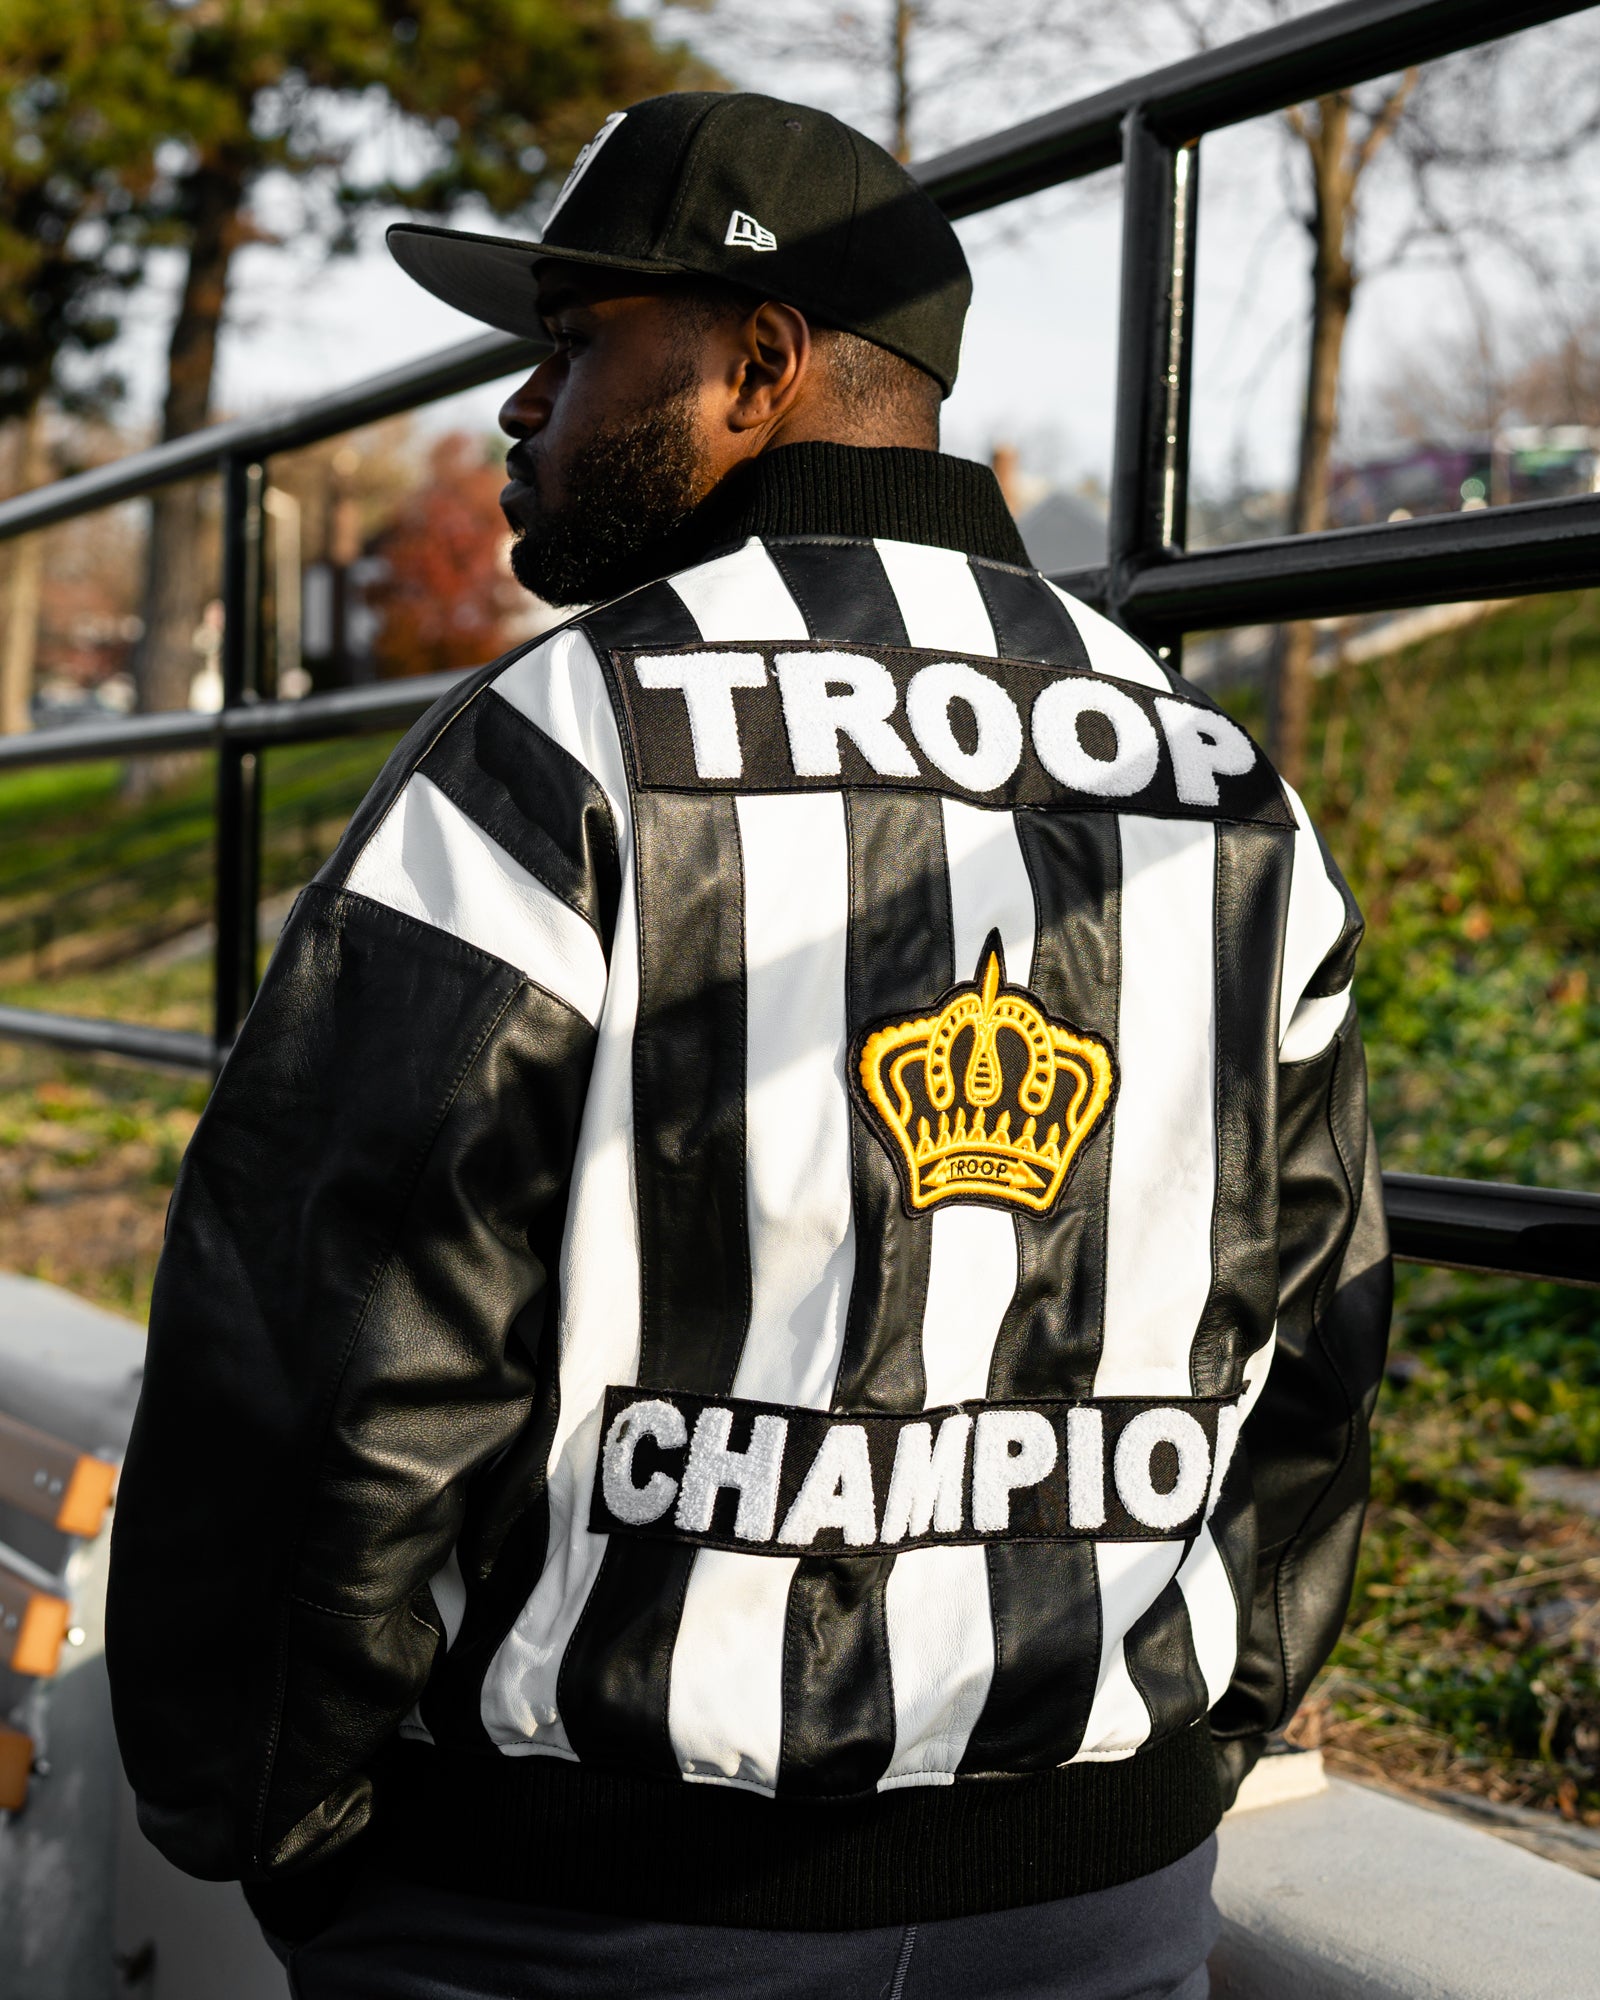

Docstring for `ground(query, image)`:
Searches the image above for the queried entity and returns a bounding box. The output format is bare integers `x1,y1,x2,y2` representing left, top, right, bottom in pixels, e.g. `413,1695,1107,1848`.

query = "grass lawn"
0,602,1596,1824
1248,593,1600,1826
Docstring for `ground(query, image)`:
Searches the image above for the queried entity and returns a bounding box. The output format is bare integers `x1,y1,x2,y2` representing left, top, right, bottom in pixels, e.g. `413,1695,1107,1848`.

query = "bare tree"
709,0,1600,784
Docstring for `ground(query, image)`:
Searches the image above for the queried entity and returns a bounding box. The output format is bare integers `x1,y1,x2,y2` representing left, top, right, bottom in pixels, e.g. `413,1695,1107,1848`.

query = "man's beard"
506,374,705,607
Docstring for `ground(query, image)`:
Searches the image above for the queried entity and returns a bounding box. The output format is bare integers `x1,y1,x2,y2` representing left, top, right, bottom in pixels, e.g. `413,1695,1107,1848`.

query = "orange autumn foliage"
369,431,525,678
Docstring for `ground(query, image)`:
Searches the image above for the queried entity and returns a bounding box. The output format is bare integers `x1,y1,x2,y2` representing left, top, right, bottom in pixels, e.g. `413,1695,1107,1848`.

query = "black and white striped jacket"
110,516,1390,1924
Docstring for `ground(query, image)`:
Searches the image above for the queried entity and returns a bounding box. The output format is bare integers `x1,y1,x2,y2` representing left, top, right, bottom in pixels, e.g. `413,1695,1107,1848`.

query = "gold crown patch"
855,938,1115,1217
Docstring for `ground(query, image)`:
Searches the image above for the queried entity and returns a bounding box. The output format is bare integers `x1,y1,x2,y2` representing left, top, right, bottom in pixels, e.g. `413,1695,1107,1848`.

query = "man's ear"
725,301,812,433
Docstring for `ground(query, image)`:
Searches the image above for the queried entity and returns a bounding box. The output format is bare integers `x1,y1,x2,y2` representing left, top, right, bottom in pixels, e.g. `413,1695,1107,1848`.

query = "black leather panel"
973,562,1093,670
1211,1018,1391,1754
556,1541,698,1779
1191,822,1292,1399
778,1554,899,1799
961,1540,1102,1774
108,885,595,1874
767,539,912,648
1124,1573,1211,1740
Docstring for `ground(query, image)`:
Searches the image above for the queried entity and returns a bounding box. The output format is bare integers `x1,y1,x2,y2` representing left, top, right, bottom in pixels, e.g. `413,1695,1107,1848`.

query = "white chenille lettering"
1113,1408,1211,1530
971,1410,1057,1532
635,652,768,780
778,1424,878,1547
1153,697,1257,806
879,1414,972,1543
1066,1405,1107,1530
1031,680,1160,797
905,662,1023,793
601,1399,687,1527
774,651,920,779
674,1407,788,1541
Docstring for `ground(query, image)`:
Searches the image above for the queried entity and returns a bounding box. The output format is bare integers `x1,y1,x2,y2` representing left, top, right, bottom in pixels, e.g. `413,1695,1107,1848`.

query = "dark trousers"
276,1835,1217,1999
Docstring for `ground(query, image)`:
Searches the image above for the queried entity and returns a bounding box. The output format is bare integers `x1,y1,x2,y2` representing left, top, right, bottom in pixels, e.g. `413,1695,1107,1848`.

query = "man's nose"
498,363,555,440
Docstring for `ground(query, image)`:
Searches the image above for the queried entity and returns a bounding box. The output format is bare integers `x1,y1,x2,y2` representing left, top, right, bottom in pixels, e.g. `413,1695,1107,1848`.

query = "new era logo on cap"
724,209,777,252
386,93,974,394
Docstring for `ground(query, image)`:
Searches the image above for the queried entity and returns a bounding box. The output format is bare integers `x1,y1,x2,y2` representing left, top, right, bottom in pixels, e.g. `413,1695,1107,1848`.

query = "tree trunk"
0,400,50,737
128,161,244,792
890,0,914,163
1269,94,1356,790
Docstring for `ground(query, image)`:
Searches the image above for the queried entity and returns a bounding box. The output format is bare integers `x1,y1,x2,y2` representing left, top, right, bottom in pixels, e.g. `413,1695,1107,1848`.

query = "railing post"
1106,110,1199,668
213,456,266,1061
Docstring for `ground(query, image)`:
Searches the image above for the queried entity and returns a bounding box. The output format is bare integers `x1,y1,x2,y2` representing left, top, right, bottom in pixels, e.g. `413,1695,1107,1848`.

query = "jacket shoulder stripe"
418,690,620,947
345,773,607,1026
1278,780,1357,1044
971,562,1090,668
873,538,996,655
668,536,810,642
492,626,631,831
765,539,911,647
1041,582,1170,693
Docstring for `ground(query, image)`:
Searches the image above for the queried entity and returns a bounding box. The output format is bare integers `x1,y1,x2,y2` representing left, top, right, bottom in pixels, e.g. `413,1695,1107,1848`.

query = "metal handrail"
0,332,542,545
0,0,1596,1289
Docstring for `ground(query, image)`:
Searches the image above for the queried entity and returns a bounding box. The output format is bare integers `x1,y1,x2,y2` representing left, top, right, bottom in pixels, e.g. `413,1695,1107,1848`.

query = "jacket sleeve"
106,633,624,1897
1209,812,1393,1806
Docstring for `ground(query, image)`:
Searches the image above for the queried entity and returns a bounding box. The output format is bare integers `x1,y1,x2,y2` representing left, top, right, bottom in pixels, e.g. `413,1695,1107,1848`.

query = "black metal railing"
0,0,1596,1288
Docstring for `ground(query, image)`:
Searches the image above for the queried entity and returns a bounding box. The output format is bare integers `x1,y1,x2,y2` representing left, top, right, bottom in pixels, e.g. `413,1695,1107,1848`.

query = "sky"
94,6,1600,515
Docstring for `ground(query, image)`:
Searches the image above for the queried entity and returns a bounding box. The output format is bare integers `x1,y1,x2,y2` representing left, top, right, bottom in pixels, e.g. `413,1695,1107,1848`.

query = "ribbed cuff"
374,1723,1221,1930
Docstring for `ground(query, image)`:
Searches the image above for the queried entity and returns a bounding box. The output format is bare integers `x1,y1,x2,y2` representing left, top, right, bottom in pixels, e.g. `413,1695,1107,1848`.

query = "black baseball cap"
386,92,971,395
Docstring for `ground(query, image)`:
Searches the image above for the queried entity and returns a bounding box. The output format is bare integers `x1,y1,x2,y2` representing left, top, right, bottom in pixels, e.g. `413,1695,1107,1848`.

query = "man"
107,91,1390,1998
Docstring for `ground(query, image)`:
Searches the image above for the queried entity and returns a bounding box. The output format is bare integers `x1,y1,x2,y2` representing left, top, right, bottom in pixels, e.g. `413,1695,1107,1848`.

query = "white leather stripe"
478,850,644,1758
492,625,630,828
1074,1541,1186,1759
1175,1530,1239,1708
880,799,1033,1788
875,538,997,655
1078,816,1217,1762
1041,583,1170,691
879,1543,996,1788
1278,781,1350,1044
667,790,855,1794
667,536,811,642
1281,985,1352,1063
346,774,608,1025
1097,816,1217,1399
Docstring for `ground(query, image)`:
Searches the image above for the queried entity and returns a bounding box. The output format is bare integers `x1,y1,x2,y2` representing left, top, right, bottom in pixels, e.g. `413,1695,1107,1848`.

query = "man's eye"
551,326,586,356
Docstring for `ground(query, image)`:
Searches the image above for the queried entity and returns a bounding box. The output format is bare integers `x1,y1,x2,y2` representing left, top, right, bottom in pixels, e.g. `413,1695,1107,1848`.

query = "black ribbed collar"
678,442,1031,569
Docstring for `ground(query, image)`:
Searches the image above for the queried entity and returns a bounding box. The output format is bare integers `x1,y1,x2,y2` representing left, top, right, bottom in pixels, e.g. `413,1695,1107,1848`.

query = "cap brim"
385,222,694,336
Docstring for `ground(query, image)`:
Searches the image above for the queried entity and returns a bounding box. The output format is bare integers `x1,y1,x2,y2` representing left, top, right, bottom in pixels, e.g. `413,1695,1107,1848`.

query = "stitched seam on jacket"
1267,1016,1365,1727
249,956,528,1864
336,886,594,1033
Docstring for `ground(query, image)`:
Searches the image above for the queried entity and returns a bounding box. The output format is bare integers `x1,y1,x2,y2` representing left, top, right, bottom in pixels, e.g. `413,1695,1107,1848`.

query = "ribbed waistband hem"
375,1723,1222,1930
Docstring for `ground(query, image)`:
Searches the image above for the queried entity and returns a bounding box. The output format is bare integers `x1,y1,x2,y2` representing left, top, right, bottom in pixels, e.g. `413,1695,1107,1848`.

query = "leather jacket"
107,448,1390,1929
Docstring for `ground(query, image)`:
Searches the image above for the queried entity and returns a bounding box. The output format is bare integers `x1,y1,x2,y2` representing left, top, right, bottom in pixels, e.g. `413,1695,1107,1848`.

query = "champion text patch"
608,641,1292,825
590,1385,1241,1555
